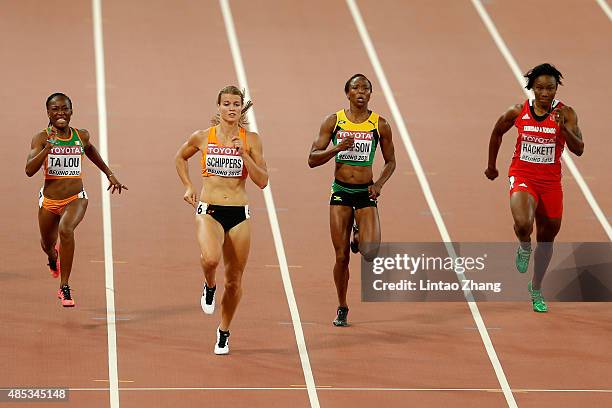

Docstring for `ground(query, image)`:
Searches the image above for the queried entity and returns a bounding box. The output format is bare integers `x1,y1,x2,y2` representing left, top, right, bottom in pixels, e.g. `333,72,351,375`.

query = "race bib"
520,141,555,164
336,130,373,162
205,144,244,177
47,145,83,177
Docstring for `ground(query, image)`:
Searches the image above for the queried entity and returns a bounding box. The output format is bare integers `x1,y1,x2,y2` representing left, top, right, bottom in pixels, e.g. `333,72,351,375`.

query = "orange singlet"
201,127,248,179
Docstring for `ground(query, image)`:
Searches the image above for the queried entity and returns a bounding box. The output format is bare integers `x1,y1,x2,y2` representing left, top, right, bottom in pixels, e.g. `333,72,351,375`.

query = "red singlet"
508,99,565,182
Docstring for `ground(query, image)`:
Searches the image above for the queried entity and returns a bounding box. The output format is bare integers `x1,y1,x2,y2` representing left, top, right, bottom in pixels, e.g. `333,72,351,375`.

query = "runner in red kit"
485,63,584,313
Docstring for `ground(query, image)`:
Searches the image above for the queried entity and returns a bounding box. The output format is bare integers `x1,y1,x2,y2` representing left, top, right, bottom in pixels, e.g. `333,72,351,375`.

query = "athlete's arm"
25,131,54,177
308,114,353,168
556,106,584,156
240,131,268,189
370,117,396,199
80,129,127,194
485,104,522,181
175,130,204,207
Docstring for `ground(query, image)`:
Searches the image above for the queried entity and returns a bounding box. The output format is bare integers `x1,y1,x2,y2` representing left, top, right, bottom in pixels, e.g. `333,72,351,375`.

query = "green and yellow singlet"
331,109,380,167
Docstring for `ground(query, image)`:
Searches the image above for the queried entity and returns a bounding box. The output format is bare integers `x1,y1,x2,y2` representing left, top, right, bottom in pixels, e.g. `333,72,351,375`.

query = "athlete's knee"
58,225,75,242
536,222,561,242
360,241,380,262
200,256,220,272
224,277,242,297
513,219,533,237
334,250,350,268
536,231,558,243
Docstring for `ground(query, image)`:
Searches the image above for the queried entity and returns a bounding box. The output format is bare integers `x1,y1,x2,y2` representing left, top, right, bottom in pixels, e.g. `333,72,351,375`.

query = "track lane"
472,1,612,406
357,0,611,406
229,0,512,406
0,1,112,407
99,0,310,406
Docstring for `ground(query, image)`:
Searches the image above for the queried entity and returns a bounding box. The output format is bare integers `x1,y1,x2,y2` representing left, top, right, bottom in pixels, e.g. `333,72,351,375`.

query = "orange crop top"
201,126,248,179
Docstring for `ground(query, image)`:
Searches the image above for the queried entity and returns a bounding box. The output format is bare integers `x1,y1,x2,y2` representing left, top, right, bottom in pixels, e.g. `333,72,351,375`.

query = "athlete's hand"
183,186,198,208
336,135,355,151
107,174,128,194
368,182,382,199
45,127,59,148
552,106,568,128
232,137,247,156
484,167,498,180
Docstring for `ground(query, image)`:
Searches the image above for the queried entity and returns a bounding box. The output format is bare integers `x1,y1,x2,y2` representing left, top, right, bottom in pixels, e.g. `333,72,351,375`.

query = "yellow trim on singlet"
333,109,380,166
335,109,380,132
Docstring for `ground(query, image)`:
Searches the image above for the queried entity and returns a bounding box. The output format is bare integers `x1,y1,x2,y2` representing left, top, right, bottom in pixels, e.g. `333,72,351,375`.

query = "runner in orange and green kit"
25,93,127,307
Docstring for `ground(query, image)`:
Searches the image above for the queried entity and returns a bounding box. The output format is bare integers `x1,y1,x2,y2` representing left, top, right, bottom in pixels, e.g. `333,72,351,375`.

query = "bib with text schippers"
201,126,249,179
205,144,244,177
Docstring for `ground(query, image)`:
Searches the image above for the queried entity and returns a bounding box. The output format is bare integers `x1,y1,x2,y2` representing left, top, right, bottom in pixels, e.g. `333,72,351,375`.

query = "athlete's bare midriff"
334,162,374,184
201,176,248,206
43,178,84,199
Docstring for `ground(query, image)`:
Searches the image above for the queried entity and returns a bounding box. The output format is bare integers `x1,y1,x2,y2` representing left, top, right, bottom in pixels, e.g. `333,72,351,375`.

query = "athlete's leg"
195,214,225,287
510,191,536,244
330,205,354,307
57,198,88,286
38,207,60,264
532,213,562,291
353,206,381,262
219,220,251,331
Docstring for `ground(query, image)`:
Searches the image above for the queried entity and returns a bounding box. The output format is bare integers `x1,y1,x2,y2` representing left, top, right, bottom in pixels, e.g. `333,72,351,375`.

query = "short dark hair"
524,63,563,90
344,74,372,94
46,92,72,109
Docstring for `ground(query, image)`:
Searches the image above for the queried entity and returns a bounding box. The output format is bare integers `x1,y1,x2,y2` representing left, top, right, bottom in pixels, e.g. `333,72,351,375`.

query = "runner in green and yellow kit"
308,74,396,326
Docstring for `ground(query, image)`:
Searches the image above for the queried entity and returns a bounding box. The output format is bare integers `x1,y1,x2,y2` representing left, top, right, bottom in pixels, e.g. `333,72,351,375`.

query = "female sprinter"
175,86,268,354
25,92,127,307
308,74,396,326
485,63,584,313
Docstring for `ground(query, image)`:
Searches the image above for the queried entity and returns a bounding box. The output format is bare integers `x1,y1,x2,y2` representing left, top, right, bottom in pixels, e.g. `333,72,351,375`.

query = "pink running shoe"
57,284,75,307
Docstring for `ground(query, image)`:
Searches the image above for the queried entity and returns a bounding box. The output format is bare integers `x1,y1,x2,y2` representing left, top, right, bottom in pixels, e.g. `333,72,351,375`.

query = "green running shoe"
528,282,548,313
515,246,532,273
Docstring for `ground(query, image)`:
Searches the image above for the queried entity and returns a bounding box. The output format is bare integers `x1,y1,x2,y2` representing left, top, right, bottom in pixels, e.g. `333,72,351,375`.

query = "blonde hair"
211,85,253,127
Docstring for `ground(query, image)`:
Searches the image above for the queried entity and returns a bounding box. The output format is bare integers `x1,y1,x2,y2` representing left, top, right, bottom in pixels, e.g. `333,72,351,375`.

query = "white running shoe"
200,283,216,314
214,327,230,355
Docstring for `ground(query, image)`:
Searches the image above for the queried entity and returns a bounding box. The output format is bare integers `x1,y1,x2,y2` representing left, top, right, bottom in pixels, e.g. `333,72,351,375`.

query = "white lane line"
345,1,517,407
219,1,319,407
91,1,120,407
64,386,612,393
471,0,612,241
596,0,612,20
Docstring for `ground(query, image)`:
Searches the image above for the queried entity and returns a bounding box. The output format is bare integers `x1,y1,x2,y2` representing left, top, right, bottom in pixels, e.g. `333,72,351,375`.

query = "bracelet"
107,173,114,178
